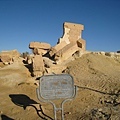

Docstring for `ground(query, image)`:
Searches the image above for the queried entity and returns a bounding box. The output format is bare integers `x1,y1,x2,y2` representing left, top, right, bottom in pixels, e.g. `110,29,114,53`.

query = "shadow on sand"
1,114,14,120
9,94,53,120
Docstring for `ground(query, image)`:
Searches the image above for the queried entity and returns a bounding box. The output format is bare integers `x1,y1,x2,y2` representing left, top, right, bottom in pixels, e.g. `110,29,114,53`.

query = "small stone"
98,108,102,112
68,112,71,114
115,90,118,94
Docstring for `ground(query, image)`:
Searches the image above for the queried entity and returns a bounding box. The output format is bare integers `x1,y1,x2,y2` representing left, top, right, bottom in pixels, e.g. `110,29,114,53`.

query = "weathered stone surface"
49,41,68,57
37,48,48,55
55,42,80,64
27,58,32,64
58,22,84,43
77,39,86,51
64,22,84,30
32,55,45,77
29,42,51,49
0,50,20,64
45,65,67,74
32,48,48,55
49,47,57,57
0,50,20,58
51,22,86,63
0,55,13,65
43,57,55,68
58,27,70,44
72,50,83,59
28,22,86,76
25,55,33,64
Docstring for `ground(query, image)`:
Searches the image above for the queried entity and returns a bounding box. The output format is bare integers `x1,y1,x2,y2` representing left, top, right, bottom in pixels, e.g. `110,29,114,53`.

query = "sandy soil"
0,53,120,120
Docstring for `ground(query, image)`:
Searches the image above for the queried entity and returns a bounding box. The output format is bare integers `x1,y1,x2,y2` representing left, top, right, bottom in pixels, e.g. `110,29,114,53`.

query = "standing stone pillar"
32,54,45,77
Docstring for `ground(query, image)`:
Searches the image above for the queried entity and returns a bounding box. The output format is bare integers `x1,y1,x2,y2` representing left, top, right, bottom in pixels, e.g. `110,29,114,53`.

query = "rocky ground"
0,53,120,120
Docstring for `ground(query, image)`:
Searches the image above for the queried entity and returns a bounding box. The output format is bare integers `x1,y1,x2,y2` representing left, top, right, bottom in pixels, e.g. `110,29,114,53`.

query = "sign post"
36,74,77,120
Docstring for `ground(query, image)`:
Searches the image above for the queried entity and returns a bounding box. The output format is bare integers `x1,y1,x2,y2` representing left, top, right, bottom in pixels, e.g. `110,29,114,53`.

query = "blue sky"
0,0,120,53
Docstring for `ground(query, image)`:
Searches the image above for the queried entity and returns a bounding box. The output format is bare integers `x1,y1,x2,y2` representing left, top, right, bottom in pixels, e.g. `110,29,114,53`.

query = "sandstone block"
49,47,57,57
72,50,83,59
77,39,86,51
32,48,48,55
64,22,84,30
43,57,55,68
45,65,67,74
29,42,51,49
32,55,45,77
0,50,20,64
58,27,70,44
49,41,68,57
0,49,20,58
55,42,80,63
37,48,48,55
0,55,13,65
24,54,34,64
33,71,43,77
27,56,33,64
58,22,84,44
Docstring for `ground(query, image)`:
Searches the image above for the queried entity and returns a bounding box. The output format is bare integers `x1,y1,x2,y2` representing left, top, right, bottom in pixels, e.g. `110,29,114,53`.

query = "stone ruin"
0,50,20,65
28,22,86,77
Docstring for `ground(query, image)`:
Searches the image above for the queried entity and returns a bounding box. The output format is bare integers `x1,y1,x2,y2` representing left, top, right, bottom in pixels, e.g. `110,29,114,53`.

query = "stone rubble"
29,22,86,77
0,50,20,65
0,22,119,78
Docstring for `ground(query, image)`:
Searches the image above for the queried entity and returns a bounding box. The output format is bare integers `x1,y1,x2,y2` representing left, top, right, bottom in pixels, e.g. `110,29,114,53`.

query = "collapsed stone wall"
58,22,84,43
49,22,86,64
29,22,86,77
29,42,51,55
0,50,20,65
28,42,51,77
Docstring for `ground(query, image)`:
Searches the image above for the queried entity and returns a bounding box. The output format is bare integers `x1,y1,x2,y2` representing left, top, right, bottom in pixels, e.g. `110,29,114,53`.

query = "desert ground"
0,53,120,120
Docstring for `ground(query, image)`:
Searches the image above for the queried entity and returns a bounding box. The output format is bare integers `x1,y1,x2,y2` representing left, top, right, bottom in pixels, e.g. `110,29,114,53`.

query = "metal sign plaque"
39,74,74,100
